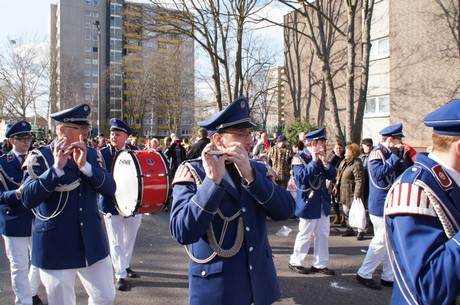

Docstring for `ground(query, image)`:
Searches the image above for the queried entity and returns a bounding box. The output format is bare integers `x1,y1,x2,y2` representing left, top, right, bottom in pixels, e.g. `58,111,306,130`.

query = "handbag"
349,197,367,229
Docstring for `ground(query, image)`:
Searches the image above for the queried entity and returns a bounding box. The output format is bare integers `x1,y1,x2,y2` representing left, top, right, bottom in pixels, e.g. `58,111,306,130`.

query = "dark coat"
187,138,210,160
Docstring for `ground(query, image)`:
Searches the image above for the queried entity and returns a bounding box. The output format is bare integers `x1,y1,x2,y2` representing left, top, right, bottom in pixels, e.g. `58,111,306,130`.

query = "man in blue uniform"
170,96,295,305
20,104,117,305
288,128,337,276
0,121,43,305
99,118,141,291
356,123,406,289
385,99,460,304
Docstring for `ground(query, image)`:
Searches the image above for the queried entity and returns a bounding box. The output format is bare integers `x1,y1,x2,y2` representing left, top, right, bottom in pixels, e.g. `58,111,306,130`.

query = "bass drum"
112,150,170,217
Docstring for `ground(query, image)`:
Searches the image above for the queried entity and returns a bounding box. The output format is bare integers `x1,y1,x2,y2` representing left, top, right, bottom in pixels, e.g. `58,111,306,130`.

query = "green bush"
283,119,319,145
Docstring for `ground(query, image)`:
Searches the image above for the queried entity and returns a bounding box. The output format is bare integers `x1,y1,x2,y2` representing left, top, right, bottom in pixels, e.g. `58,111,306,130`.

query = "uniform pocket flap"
190,260,223,278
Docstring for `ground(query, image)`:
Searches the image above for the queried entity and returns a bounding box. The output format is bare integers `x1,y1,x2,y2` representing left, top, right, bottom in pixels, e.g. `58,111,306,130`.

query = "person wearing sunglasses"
20,104,116,305
0,120,44,305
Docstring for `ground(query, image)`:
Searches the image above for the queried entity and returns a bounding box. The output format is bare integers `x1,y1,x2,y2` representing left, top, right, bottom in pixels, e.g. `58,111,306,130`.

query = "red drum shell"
112,150,169,216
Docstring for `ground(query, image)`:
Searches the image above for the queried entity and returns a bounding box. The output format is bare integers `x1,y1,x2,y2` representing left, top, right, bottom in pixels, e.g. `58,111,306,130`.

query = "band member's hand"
71,135,87,169
225,142,254,184
53,137,73,170
202,143,225,185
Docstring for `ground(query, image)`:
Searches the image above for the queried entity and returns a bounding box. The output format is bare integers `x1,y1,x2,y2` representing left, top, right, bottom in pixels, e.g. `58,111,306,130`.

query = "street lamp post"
93,20,102,134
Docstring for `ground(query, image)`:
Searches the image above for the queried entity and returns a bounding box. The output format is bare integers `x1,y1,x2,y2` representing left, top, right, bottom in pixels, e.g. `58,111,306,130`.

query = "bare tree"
434,0,460,58
0,37,47,121
354,0,375,141
147,0,271,110
278,0,346,140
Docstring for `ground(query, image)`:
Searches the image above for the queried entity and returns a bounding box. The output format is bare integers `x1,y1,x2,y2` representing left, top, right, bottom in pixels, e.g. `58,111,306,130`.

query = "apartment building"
283,0,459,148
50,0,195,137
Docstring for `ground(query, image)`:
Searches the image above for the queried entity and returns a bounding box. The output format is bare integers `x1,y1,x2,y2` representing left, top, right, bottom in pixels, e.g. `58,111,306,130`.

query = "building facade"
283,0,460,148
50,0,195,137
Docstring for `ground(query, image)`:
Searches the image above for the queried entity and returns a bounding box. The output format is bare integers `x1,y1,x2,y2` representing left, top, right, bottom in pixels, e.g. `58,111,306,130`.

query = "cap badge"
22,122,26,126
240,101,245,109
84,106,89,111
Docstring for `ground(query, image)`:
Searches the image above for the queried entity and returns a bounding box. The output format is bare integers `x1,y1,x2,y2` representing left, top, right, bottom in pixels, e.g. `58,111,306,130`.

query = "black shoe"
356,274,381,290
357,232,365,240
381,279,394,287
116,278,128,291
33,295,44,305
126,267,137,278
310,266,335,275
288,263,310,274
341,228,355,237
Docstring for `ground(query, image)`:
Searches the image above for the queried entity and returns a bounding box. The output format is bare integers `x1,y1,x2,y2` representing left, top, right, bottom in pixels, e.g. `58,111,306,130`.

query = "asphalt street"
0,211,392,305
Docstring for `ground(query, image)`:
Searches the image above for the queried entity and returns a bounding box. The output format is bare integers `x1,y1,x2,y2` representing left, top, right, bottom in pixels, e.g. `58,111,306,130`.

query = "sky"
0,0,55,44
0,0,290,50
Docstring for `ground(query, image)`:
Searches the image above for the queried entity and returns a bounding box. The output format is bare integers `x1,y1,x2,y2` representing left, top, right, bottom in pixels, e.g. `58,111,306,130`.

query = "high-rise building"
50,0,195,137
50,0,108,131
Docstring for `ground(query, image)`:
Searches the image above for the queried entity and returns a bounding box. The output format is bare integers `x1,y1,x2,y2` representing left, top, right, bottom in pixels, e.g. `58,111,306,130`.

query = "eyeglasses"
13,136,32,143
64,125,92,132
221,130,253,138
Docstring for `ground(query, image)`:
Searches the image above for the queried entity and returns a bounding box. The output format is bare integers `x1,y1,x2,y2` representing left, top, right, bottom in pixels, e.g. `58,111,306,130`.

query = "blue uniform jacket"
385,152,460,305
368,143,404,216
292,150,337,219
170,159,295,305
0,151,34,237
21,144,116,269
99,144,138,215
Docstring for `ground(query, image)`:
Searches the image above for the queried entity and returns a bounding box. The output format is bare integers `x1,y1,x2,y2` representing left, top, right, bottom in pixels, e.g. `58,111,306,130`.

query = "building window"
85,95,91,101
365,95,390,117
369,37,389,60
85,70,91,76
85,0,91,4
85,23,91,29
92,83,98,88
92,71,98,77
85,59,91,65
93,0,99,6
92,12,99,18
84,83,91,89
85,10,91,17
92,59,98,65
92,35,98,41
85,46,92,52
85,34,92,41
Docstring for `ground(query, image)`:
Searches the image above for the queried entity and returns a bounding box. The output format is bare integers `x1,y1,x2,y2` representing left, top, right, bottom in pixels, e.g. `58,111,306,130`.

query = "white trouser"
357,214,393,281
39,255,115,305
289,211,330,269
2,235,41,305
104,214,142,279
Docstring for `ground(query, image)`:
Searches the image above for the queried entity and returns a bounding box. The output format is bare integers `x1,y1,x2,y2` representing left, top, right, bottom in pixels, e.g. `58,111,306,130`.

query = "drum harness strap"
182,162,245,264
26,148,81,221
